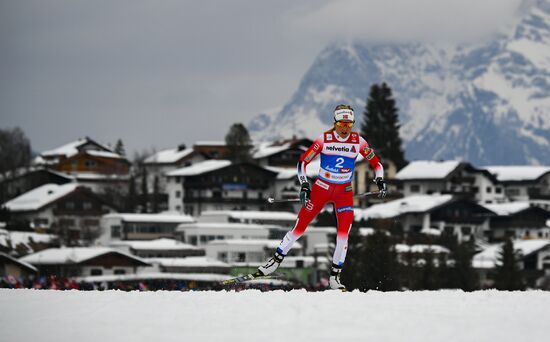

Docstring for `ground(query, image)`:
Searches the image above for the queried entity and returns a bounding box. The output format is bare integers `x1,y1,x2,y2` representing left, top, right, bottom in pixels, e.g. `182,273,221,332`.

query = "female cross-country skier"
257,104,387,290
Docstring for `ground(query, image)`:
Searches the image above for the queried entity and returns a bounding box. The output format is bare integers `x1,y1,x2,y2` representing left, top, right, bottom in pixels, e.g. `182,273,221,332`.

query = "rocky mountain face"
249,0,550,166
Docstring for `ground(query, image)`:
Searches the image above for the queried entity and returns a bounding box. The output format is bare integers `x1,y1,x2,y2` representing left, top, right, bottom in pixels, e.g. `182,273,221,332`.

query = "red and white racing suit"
276,130,384,267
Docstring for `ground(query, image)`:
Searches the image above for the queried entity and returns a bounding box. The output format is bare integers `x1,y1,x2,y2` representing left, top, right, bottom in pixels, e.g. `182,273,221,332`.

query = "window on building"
90,269,103,276
175,190,181,198
65,201,75,210
200,235,208,243
237,252,246,262
506,188,520,196
111,225,121,238
461,226,472,235
85,160,96,168
486,187,492,193
83,202,92,210
114,269,126,275
218,252,228,262
176,177,181,183
175,205,181,212
495,187,502,194
410,184,420,193
190,236,198,245
59,218,75,227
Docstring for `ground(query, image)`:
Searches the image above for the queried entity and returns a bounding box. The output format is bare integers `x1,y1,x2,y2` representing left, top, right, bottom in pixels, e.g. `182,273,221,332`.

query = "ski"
221,271,285,286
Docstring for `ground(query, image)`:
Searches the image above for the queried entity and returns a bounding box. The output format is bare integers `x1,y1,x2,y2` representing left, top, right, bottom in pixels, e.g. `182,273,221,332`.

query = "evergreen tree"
494,239,525,290
450,239,479,291
225,123,253,163
140,168,148,213
114,138,126,156
361,83,407,170
342,230,400,291
419,250,438,290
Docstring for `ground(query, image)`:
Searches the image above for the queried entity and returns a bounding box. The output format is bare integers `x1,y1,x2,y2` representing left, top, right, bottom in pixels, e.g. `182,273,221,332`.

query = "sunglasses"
335,121,354,128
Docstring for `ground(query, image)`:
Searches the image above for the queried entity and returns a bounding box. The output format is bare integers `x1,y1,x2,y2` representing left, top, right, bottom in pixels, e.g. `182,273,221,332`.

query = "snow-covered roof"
103,213,194,224
176,222,271,231
473,239,550,269
75,272,231,283
85,150,124,159
144,257,229,268
167,160,232,177
0,252,38,272
41,138,115,159
482,202,532,216
2,183,80,212
0,230,57,252
265,159,321,179
110,239,199,251
144,148,194,164
41,138,89,158
395,160,461,180
69,173,130,181
483,166,550,182
206,239,302,249
354,194,454,220
20,247,149,265
253,142,293,159
199,210,297,221
394,244,450,254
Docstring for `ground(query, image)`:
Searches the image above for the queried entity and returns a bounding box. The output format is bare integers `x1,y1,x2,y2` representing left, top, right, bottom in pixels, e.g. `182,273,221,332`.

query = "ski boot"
329,264,346,291
258,249,285,276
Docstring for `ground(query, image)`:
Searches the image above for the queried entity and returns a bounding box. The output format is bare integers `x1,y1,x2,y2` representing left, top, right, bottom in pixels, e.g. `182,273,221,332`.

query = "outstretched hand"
374,178,388,198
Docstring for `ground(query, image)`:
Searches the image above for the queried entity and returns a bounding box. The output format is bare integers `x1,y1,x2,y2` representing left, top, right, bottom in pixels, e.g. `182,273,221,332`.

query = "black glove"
374,177,388,198
299,182,311,206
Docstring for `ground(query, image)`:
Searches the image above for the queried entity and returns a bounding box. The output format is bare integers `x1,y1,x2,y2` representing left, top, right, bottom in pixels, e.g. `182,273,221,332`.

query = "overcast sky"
0,0,524,156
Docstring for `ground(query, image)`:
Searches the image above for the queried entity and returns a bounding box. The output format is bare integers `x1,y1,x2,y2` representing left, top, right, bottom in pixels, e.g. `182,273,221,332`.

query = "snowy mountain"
249,0,550,165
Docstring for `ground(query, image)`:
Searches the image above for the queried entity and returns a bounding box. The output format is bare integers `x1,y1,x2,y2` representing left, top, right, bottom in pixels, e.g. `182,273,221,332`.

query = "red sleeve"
297,135,323,184
300,135,323,164
359,137,384,178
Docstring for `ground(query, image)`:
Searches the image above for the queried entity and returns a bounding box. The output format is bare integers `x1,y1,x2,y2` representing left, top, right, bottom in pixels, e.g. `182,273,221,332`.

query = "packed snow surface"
2,289,550,342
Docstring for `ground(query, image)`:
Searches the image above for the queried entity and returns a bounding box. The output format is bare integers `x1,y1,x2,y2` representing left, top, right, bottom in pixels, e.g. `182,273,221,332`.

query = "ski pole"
267,190,381,204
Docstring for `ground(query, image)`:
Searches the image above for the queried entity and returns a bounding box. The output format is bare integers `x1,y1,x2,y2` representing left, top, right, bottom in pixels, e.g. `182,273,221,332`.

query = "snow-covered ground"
2,289,550,342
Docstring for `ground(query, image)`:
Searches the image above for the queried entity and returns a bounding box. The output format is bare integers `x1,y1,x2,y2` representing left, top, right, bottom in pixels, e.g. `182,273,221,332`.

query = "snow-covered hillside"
250,0,550,165
2,289,550,342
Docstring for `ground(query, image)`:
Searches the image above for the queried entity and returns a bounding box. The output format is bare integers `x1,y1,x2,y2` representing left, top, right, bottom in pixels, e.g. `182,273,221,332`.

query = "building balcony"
527,189,550,200
441,190,477,199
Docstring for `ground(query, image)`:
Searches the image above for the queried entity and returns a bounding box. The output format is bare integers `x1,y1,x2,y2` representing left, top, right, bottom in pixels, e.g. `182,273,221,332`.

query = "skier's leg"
329,184,354,290
258,180,331,276
332,187,354,267
277,180,331,255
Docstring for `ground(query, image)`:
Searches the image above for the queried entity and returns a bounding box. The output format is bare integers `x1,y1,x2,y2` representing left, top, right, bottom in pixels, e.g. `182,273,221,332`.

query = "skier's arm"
297,135,323,185
359,137,384,179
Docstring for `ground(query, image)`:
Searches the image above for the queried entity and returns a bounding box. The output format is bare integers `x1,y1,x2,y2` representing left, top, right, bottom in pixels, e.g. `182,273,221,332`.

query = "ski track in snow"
1,289,550,342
